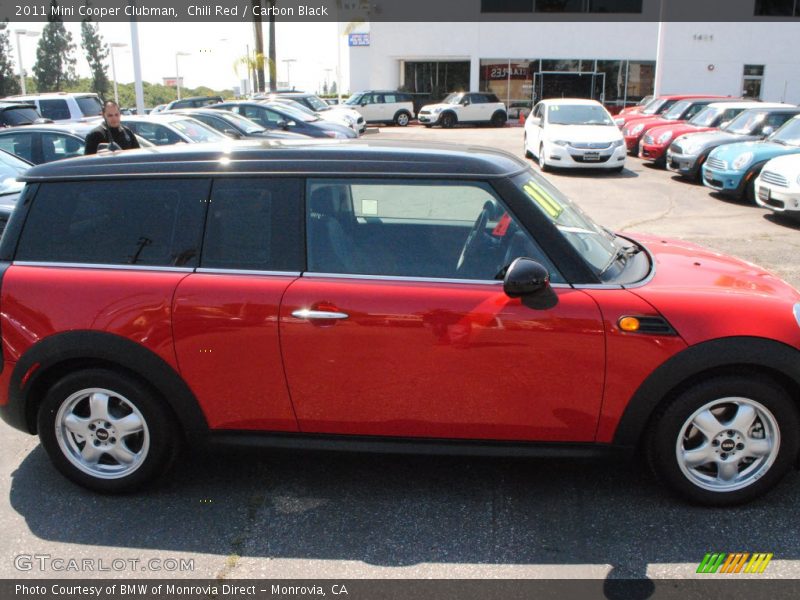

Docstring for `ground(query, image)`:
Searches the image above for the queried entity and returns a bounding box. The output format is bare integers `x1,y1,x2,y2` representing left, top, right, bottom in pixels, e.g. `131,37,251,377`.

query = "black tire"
647,376,799,506
424,125,433,129
37,368,180,493
490,111,507,128
440,112,456,129
394,111,411,127
743,173,758,203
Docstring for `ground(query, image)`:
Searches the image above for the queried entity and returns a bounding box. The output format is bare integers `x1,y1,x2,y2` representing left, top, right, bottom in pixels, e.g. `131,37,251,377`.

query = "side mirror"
462,99,470,106
223,128,242,139
761,125,774,137
360,100,368,106
503,258,550,298
719,120,731,129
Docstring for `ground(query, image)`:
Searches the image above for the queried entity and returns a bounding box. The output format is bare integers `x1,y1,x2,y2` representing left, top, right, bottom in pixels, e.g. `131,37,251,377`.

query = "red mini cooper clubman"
1,140,799,505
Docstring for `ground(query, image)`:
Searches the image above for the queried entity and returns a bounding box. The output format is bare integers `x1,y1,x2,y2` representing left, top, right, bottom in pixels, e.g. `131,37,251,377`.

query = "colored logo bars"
697,552,773,574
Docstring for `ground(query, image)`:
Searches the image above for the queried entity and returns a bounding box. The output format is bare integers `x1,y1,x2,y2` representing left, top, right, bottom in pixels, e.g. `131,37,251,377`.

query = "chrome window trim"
196,268,302,277
303,272,572,289
13,261,194,273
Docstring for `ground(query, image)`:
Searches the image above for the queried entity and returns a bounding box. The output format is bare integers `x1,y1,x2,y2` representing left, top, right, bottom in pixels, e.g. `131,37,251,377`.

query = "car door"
359,94,380,122
279,178,606,442
172,177,304,431
459,94,481,122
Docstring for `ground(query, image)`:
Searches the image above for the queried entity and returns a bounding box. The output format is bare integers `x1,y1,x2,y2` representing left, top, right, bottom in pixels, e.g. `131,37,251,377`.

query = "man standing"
84,101,141,155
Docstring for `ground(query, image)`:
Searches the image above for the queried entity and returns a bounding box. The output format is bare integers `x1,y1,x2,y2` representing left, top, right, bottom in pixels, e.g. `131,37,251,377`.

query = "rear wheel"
37,368,180,493
394,111,411,127
647,376,799,506
490,111,507,128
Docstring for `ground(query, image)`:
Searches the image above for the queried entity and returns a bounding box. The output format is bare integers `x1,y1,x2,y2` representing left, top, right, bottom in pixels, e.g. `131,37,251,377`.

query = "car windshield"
768,117,800,147
642,98,668,115
547,104,613,126
169,119,227,142
689,106,722,127
723,110,766,134
269,103,317,123
512,171,623,279
442,93,464,105
302,95,329,111
220,111,265,134
0,149,28,194
662,100,691,120
344,93,363,106
76,95,103,117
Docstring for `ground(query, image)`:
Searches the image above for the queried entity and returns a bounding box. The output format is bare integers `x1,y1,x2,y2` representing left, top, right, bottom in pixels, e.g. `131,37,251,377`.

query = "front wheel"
538,144,550,172
647,376,799,506
37,368,180,493
440,113,456,129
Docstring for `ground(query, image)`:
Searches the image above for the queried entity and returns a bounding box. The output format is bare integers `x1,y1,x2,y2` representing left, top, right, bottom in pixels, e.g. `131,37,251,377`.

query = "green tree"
0,20,21,96
33,0,77,92
80,5,109,99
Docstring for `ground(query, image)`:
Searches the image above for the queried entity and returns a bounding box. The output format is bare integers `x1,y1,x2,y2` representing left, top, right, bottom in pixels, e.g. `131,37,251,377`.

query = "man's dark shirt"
84,122,140,155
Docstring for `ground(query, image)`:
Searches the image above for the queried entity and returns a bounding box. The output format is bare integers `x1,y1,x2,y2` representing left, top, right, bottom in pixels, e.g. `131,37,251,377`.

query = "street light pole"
109,43,128,105
283,58,296,90
14,29,39,95
175,51,190,100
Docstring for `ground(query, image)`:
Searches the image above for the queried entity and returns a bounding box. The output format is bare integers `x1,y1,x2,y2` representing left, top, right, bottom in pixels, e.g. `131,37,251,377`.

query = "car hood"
312,119,357,137
673,130,755,152
545,123,622,143
420,103,457,112
627,233,800,346
710,141,800,164
622,115,663,129
648,123,714,140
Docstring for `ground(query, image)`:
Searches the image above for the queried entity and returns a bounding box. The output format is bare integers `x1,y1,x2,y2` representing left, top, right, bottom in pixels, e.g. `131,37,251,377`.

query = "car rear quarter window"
76,96,102,117
38,99,71,121
1,107,40,126
306,179,561,282
201,178,303,272
16,179,209,267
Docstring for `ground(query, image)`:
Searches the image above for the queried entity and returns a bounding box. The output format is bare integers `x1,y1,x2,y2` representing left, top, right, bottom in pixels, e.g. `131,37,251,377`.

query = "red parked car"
639,101,771,166
1,141,799,506
614,94,728,131
621,97,731,154
616,96,654,117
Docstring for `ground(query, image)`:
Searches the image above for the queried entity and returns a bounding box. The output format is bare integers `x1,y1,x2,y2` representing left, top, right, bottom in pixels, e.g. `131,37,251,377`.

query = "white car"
344,90,416,126
418,92,507,128
754,153,800,217
524,99,626,172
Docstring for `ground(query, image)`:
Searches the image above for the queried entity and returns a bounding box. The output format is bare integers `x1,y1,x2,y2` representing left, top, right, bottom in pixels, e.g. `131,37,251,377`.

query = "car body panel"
754,154,800,215
702,141,800,195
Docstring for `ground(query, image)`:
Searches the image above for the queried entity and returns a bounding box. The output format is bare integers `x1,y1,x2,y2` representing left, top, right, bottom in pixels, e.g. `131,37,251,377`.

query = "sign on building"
348,33,370,47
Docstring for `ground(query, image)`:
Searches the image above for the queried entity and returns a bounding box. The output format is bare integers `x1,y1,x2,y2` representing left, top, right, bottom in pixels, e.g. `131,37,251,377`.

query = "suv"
0,102,43,127
163,96,223,111
4,93,103,123
418,92,507,128
2,141,800,506
343,90,415,126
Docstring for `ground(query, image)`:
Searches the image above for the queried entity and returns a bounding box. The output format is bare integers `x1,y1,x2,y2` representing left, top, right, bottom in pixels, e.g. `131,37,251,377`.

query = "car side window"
470,94,487,104
202,178,303,272
38,99,71,120
0,132,35,163
384,94,396,104
684,104,707,120
42,133,84,162
767,112,796,128
16,179,209,267
306,179,561,282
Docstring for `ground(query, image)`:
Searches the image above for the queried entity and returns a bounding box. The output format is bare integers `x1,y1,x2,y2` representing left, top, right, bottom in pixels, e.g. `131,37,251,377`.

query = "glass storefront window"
625,60,655,105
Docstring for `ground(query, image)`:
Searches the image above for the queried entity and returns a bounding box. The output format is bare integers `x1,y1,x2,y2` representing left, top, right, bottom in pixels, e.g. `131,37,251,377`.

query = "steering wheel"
456,204,491,272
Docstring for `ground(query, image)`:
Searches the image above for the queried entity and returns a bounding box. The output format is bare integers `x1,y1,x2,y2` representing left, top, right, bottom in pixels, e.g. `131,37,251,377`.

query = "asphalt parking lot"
1,125,800,583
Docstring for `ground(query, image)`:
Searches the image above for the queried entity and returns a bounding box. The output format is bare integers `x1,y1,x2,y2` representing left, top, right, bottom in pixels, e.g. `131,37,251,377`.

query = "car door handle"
291,309,350,320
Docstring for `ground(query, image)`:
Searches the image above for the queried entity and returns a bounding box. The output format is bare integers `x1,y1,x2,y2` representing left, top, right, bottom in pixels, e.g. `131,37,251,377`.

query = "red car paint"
638,121,718,162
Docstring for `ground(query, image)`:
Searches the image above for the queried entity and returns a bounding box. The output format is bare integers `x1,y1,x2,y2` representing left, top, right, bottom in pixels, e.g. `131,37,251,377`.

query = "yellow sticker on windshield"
522,181,563,219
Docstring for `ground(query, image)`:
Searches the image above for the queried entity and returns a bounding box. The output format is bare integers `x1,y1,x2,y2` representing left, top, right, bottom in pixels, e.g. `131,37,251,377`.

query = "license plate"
758,187,771,202
583,152,600,161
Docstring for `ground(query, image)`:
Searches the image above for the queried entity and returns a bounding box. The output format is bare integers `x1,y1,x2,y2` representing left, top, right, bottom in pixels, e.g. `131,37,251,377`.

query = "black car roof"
0,102,37,110
19,139,529,181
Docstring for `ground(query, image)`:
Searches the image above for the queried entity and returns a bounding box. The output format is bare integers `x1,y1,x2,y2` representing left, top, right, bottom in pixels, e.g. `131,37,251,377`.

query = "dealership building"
344,1,800,111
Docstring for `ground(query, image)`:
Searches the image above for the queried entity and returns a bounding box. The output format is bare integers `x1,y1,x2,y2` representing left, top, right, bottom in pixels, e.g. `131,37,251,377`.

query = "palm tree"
233,52,274,94
251,0,265,92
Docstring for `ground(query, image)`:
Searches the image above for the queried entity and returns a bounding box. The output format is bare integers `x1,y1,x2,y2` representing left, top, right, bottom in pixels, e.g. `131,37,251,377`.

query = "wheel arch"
7,330,208,443
613,336,800,450
393,109,411,120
